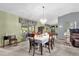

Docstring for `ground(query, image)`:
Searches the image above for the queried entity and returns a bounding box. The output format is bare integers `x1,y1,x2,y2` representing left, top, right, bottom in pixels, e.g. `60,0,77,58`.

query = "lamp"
40,6,47,24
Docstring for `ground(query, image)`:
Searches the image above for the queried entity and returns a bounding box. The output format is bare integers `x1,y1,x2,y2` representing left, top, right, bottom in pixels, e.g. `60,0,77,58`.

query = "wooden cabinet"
38,26,44,34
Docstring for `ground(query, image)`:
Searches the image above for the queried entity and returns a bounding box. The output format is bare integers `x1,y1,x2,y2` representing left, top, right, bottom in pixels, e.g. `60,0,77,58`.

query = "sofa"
70,29,79,47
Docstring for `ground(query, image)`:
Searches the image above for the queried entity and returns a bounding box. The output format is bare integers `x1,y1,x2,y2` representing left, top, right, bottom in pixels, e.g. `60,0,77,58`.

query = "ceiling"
0,3,79,25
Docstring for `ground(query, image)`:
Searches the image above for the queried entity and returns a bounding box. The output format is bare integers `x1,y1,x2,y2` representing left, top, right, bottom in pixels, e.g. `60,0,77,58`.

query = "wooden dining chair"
28,33,39,56
50,32,54,49
45,32,54,51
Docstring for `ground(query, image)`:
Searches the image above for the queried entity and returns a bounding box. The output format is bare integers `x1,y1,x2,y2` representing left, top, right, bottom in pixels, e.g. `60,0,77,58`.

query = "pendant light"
40,5,47,24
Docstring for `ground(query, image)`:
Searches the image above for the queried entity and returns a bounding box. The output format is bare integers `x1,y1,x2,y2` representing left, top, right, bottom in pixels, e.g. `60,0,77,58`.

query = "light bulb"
40,18,47,24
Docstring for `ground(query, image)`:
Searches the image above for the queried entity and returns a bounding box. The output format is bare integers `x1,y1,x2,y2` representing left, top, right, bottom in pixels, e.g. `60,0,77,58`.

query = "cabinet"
38,26,44,34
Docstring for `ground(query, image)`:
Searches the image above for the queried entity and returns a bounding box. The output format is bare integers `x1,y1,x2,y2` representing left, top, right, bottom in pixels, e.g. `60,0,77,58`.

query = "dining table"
28,33,52,55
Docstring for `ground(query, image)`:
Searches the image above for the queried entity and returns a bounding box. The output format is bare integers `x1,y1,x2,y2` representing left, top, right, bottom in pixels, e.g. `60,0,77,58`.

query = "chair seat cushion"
45,42,49,45
32,41,38,46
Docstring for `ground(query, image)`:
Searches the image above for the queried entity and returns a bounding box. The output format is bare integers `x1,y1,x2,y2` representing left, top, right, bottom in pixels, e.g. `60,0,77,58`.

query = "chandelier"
40,6,47,24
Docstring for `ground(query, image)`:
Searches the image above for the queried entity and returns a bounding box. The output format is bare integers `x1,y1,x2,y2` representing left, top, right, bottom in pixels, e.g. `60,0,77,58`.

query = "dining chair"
28,33,39,56
45,32,54,50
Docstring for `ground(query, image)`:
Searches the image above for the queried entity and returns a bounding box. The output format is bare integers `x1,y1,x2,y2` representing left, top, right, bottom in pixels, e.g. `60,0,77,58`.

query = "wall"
0,11,22,46
0,11,6,46
58,12,79,39
5,12,22,42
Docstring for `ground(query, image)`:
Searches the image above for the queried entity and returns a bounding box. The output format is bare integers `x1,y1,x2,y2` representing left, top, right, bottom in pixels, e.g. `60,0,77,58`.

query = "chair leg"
51,39,53,50
29,41,32,53
48,42,51,53
53,39,54,46
3,40,5,47
33,45,35,56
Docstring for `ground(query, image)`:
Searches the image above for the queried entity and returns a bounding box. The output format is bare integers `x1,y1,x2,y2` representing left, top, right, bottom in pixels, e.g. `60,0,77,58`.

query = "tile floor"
0,39,79,56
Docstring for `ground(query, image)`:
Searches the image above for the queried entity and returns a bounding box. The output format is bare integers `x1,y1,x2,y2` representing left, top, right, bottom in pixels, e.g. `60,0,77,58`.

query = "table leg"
48,41,51,53
40,43,43,55
3,40,5,47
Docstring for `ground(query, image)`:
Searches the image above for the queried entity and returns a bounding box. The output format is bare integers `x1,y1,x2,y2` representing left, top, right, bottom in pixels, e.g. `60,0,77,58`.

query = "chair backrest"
48,32,54,41
30,32,35,37
48,32,53,37
29,33,35,40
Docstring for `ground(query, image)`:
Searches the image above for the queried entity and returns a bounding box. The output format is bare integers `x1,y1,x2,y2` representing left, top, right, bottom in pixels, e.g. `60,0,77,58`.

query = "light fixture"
40,6,47,24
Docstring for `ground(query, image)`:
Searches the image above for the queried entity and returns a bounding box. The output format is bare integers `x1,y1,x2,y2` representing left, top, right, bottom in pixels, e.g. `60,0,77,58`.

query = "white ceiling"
0,3,79,24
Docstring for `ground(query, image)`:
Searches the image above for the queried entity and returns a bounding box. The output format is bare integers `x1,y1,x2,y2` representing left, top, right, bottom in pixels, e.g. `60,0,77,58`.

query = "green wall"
0,11,6,46
0,11,22,46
